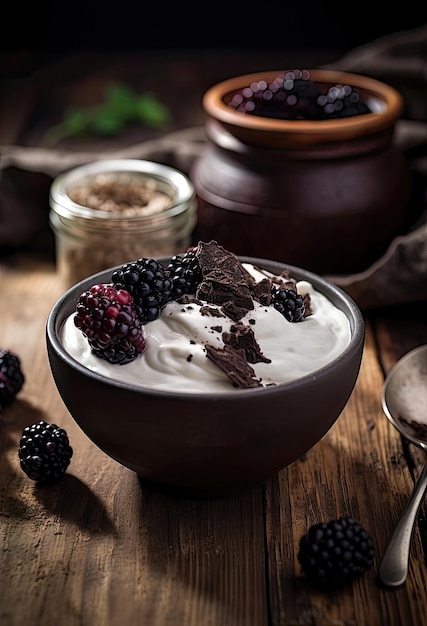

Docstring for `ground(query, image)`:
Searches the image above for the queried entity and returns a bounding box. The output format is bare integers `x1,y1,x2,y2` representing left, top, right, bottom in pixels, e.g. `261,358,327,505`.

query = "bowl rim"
203,68,403,138
46,255,365,399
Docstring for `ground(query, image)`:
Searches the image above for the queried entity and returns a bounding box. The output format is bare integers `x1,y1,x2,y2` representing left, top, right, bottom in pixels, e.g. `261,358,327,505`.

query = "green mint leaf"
42,83,174,144
92,114,125,135
63,108,92,134
104,84,138,118
134,93,172,128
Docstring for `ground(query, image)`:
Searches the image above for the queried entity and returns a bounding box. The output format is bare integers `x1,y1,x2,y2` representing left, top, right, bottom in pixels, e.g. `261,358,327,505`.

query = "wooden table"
1,254,427,626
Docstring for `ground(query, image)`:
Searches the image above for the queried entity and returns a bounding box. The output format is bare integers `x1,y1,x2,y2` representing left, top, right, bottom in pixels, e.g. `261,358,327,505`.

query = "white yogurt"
61,263,351,393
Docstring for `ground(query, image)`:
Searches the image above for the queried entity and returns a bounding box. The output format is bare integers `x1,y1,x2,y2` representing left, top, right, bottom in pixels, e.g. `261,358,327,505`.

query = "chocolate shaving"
303,293,313,317
222,323,271,364
205,345,263,389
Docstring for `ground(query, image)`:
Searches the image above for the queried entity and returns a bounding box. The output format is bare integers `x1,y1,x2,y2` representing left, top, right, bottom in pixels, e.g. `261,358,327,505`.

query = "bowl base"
137,474,263,500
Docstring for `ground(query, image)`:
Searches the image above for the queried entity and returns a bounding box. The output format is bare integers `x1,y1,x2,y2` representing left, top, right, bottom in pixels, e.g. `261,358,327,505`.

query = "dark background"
1,2,426,76
1,2,425,260
3,2,426,50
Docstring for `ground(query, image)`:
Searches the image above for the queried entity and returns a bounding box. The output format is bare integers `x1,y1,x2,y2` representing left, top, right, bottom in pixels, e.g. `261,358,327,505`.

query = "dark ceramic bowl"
46,256,365,497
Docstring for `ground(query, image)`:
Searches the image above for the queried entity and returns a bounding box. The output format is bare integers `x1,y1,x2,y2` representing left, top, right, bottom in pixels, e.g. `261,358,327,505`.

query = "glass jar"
49,159,197,288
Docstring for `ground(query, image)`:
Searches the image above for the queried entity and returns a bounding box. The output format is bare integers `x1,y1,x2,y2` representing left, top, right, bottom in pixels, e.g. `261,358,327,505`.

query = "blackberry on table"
18,420,73,485
272,288,305,322
0,348,25,411
74,283,146,364
166,249,202,299
111,258,172,324
298,517,375,590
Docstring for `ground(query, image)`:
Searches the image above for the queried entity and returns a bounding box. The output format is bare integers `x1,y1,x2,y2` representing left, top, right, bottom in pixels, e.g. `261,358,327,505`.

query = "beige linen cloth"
1,26,426,310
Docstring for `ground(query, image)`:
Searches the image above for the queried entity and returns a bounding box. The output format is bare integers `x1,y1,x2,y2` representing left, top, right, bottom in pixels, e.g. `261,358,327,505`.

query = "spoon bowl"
379,344,427,588
382,344,427,448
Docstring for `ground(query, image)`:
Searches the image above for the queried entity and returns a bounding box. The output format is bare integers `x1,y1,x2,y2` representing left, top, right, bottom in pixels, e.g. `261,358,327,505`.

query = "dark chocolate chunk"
197,274,253,311
196,241,254,314
222,323,271,364
221,300,249,322
251,277,273,306
205,344,263,389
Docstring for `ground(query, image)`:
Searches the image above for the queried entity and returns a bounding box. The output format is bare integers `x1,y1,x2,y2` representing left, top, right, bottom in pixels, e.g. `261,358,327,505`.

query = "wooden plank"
266,320,427,626
0,258,268,626
1,258,427,625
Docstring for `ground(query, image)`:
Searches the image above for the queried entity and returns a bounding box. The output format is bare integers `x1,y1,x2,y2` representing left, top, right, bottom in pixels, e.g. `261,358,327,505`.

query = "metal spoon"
379,344,427,588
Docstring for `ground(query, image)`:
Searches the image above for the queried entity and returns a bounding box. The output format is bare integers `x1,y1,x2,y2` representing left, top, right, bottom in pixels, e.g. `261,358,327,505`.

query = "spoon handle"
378,462,427,588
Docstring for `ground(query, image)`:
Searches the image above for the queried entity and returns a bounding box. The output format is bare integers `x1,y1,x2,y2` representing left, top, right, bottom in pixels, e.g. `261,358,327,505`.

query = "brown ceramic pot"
191,69,412,275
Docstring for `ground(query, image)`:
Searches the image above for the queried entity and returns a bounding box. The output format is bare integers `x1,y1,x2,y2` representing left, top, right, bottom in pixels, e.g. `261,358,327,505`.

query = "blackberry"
316,84,371,119
298,517,375,590
111,258,172,324
74,283,146,364
0,348,25,411
227,70,371,121
272,288,305,322
228,70,321,120
280,69,323,119
166,249,202,299
18,420,73,485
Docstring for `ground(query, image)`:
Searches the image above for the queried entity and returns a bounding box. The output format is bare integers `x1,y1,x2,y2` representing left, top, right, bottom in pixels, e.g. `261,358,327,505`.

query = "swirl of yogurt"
61,263,351,393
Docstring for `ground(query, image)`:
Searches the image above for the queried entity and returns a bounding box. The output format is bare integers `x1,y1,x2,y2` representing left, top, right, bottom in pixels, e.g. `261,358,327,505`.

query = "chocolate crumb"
303,293,313,317
187,354,193,362
200,305,225,318
205,345,263,389
177,294,203,306
212,326,223,333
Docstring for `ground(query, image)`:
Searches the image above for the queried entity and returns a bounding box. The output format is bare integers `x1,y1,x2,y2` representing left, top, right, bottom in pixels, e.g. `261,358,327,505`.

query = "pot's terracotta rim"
203,69,403,137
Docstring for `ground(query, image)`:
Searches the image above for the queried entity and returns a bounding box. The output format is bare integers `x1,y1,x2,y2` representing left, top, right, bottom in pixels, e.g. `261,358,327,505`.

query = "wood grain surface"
1,256,426,626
